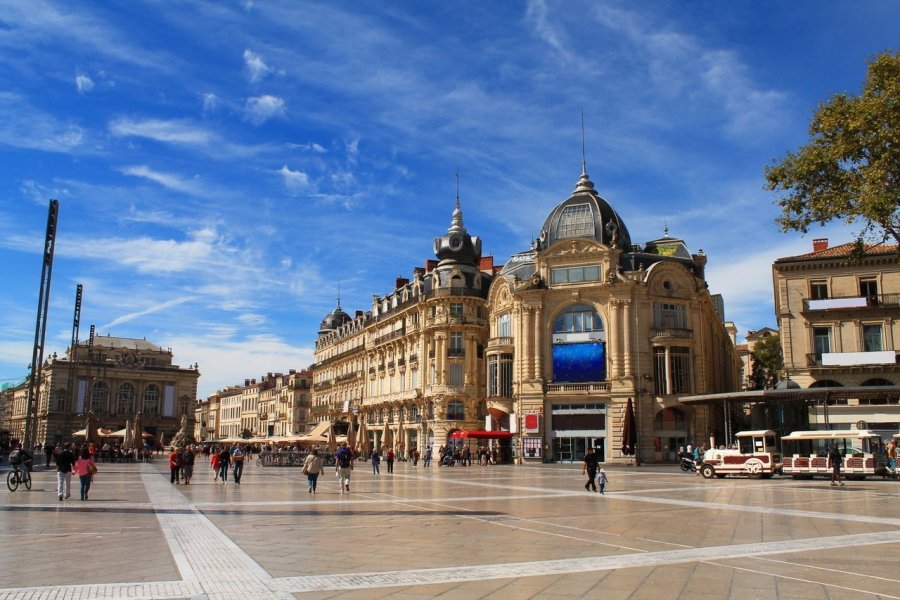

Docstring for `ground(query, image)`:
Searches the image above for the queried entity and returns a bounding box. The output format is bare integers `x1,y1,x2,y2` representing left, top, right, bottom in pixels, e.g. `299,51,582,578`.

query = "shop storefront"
549,403,606,462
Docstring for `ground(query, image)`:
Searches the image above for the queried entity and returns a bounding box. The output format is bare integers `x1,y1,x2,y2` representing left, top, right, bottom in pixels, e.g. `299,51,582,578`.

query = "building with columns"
1,335,199,447
486,166,740,464
313,200,496,456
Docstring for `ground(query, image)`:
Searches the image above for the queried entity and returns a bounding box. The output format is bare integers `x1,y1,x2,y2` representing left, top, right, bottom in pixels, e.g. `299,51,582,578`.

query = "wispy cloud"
121,165,207,197
279,165,310,194
100,296,194,329
202,92,219,113
109,117,214,145
244,95,286,125
0,93,86,153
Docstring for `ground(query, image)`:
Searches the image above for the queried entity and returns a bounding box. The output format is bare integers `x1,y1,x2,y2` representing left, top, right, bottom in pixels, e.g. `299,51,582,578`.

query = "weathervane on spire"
581,109,587,175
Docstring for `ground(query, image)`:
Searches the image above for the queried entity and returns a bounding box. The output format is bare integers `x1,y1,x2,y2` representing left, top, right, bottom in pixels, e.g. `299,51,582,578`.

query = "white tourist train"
699,430,782,479
781,429,888,480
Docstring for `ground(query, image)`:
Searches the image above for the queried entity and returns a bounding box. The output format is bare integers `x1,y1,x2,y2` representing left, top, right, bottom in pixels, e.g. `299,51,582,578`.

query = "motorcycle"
680,456,697,472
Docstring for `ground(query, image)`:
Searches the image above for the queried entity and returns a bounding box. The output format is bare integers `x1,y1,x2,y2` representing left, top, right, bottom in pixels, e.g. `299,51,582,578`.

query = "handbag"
87,462,98,476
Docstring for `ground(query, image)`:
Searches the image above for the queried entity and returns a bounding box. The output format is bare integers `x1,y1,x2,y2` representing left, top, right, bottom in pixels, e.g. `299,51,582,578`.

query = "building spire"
574,111,596,193
450,168,465,232
337,281,341,309
663,217,669,238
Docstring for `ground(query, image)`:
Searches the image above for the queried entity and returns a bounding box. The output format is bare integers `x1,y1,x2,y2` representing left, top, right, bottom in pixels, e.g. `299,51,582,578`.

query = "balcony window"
450,303,463,317
654,302,687,329
810,281,828,300
116,383,135,416
143,384,160,416
813,327,832,361
553,304,603,335
488,353,513,397
863,324,883,352
653,347,692,395
860,279,878,300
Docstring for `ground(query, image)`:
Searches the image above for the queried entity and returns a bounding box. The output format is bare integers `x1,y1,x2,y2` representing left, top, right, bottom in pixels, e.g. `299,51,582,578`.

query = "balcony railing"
447,348,465,358
488,336,514,348
803,293,900,311
374,327,406,346
650,327,692,340
545,382,610,394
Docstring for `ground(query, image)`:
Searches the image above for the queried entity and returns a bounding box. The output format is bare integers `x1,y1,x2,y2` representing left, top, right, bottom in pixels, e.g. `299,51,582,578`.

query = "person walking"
385,448,395,474
829,444,845,486
412,448,420,467
596,468,609,494
302,448,324,494
74,446,96,501
169,447,183,484
336,442,354,493
582,447,598,492
370,448,381,474
182,446,195,485
423,447,432,467
44,443,54,468
55,443,76,501
232,444,246,485
210,448,220,481
217,446,231,484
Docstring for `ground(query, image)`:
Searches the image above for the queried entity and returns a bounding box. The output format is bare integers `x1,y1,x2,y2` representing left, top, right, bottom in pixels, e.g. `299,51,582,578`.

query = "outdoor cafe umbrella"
346,415,357,453
380,419,392,452
622,397,637,457
123,418,133,449
133,412,144,450
356,417,369,456
396,420,406,457
326,421,337,450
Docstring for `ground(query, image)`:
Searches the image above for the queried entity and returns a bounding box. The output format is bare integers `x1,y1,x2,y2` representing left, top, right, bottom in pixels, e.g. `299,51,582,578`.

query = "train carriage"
699,430,782,479
781,430,887,480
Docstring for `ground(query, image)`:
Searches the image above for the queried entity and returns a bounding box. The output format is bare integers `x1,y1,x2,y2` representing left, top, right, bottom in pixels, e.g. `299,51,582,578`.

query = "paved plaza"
1,457,899,600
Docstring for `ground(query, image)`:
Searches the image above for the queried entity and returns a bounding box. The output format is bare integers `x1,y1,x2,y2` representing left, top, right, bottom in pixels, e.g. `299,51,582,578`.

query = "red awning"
450,430,513,440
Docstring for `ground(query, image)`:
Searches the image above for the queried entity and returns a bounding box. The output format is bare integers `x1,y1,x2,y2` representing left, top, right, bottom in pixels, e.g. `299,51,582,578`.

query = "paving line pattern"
3,466,900,599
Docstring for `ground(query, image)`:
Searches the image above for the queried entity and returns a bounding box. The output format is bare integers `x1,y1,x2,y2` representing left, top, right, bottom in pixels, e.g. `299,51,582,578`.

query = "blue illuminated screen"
552,342,606,383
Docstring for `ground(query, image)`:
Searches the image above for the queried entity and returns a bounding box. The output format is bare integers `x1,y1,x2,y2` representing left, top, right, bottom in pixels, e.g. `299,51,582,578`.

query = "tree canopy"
749,334,782,391
765,51,900,248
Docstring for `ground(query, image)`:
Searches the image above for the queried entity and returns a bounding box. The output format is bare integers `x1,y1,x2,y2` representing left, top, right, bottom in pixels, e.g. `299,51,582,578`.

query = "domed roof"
775,379,801,390
318,304,351,335
539,165,632,251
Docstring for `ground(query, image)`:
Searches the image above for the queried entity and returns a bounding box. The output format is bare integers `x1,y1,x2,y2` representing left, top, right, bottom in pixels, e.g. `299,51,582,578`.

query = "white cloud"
100,296,194,329
243,49,271,82
75,74,94,94
288,142,328,153
121,165,206,196
0,92,86,153
109,117,214,145
244,95,286,125
279,165,310,194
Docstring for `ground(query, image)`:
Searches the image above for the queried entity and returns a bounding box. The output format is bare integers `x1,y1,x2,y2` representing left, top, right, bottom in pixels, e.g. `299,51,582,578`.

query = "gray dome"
539,166,632,251
319,305,351,335
775,379,801,390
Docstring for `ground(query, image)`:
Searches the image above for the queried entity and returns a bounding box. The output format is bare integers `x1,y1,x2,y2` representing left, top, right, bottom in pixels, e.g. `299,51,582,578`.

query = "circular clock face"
448,234,463,251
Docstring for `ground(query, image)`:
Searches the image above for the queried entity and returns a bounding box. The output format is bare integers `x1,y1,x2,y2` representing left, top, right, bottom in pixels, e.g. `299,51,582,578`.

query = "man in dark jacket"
55,443,76,501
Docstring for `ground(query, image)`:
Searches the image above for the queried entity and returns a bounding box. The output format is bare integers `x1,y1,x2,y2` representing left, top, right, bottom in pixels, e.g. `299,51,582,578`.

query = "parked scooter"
680,456,697,472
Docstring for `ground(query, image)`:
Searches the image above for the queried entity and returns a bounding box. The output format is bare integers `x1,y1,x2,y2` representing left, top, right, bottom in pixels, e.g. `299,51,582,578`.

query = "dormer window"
557,203,594,239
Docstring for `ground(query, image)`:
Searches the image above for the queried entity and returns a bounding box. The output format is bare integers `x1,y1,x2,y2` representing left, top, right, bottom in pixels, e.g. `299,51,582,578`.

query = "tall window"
654,303,687,329
449,332,464,357
488,354,513,397
557,203,594,239
813,327,832,360
411,368,418,389
860,279,878,299
450,303,463,317
116,383,135,416
653,347,692,395
863,324,883,352
54,389,67,412
143,384,160,415
450,364,464,386
497,313,511,337
91,381,108,414
810,281,828,300
447,401,465,420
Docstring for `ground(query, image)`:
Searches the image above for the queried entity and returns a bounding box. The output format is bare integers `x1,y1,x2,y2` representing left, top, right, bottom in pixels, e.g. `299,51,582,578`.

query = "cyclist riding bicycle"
8,444,34,473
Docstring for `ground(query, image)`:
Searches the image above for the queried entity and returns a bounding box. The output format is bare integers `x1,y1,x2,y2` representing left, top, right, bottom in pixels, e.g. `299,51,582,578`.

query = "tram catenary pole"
23,199,59,451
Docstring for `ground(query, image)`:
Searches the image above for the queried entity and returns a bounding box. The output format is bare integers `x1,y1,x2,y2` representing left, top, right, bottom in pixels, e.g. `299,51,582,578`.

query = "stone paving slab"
2,459,899,599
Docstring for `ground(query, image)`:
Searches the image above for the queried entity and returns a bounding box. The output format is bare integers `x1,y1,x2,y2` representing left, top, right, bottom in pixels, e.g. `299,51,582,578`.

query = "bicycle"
7,464,32,492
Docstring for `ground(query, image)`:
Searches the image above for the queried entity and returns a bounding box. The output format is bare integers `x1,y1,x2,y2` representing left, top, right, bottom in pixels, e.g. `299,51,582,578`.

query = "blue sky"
0,1,897,398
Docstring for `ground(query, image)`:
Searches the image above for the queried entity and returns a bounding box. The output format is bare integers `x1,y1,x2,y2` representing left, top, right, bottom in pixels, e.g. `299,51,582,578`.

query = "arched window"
552,304,606,383
809,380,843,388
653,408,687,430
91,381,109,414
116,383,135,416
447,401,465,420
143,384,160,416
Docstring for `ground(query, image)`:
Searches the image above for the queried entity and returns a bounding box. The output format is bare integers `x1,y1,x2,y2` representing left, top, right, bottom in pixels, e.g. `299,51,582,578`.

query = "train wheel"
701,464,715,479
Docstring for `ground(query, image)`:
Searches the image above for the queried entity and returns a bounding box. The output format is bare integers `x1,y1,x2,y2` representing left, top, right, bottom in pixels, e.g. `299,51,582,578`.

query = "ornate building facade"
313,200,495,455
486,166,740,464
1,335,199,447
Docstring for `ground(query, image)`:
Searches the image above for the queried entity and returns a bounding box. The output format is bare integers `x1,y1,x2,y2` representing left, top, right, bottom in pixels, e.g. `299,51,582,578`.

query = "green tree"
749,334,783,390
765,51,900,248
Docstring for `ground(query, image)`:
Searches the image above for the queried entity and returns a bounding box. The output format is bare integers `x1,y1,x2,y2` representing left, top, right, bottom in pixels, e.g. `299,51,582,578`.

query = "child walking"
596,468,609,494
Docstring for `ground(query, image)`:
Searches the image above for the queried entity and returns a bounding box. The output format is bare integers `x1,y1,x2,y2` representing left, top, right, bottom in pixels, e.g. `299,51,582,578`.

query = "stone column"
533,306,543,380
610,301,621,378
623,300,633,377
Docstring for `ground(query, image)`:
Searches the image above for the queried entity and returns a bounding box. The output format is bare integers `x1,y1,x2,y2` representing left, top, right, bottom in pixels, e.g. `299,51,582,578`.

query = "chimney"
395,277,409,289
355,310,364,318
813,238,828,252
244,379,250,387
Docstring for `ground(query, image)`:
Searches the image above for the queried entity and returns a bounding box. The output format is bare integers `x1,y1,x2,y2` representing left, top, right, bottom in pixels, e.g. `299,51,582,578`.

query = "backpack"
9,449,22,465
